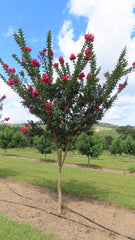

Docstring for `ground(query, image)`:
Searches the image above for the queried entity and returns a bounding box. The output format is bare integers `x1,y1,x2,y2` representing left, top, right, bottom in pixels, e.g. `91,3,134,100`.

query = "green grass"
0,213,64,240
0,155,135,209
1,148,135,171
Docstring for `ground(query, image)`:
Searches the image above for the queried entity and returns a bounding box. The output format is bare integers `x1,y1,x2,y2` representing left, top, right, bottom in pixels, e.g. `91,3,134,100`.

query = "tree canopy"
0,29,132,213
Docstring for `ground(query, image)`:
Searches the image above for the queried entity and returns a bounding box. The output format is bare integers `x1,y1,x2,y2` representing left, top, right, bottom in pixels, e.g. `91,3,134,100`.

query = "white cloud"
58,0,135,125
4,26,15,37
58,20,84,59
0,80,39,124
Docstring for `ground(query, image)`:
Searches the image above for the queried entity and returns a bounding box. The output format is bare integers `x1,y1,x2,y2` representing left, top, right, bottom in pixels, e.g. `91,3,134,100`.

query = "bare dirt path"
0,178,135,240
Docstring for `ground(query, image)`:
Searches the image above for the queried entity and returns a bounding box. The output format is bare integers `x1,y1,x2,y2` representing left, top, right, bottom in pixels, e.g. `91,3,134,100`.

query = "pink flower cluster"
4,117,10,121
2,95,6,99
26,46,32,52
84,33,94,42
53,63,59,67
21,46,31,52
28,85,33,91
44,102,52,115
32,90,39,97
85,48,91,61
28,85,38,97
62,75,69,82
21,127,27,134
132,62,135,70
41,73,50,84
3,63,9,68
119,83,123,90
78,72,85,79
40,48,47,57
31,59,40,67
50,49,54,57
8,78,14,85
86,74,91,80
69,54,76,61
8,68,16,73
59,56,64,63
95,107,102,112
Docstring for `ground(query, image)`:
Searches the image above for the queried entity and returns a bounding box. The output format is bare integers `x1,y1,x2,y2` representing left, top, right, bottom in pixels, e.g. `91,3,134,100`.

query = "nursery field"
0,147,135,240
1,147,135,171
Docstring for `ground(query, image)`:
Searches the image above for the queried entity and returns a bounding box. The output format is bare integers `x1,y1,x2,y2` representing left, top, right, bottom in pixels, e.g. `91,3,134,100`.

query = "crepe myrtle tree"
0,95,10,122
0,29,133,213
0,95,6,117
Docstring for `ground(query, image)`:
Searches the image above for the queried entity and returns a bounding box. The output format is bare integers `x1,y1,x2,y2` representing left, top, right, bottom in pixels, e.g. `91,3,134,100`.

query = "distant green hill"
94,123,119,137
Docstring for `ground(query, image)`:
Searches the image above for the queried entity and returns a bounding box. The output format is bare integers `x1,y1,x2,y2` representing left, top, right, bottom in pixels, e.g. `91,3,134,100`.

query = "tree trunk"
88,155,90,167
58,164,62,214
57,147,62,214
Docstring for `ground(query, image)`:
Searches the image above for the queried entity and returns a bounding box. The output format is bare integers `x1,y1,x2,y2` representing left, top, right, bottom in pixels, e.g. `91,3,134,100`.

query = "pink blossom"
40,48,47,57
59,56,64,63
78,72,85,79
32,90,39,97
2,95,6,99
62,75,69,81
51,49,54,57
41,73,50,84
44,102,52,115
31,59,40,67
28,85,33,91
53,63,59,67
22,61,25,65
42,48,47,52
86,74,91,80
21,127,27,134
21,70,24,74
29,109,32,114
85,48,90,55
119,83,123,90
40,52,45,57
8,68,16,73
26,47,32,52
4,117,10,121
95,107,102,112
69,54,76,60
132,62,135,66
85,55,90,61
8,78,14,85
3,63,9,68
84,33,94,42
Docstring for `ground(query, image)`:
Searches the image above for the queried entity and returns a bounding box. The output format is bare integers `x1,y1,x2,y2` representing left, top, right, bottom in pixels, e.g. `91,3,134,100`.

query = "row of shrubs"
1,125,135,158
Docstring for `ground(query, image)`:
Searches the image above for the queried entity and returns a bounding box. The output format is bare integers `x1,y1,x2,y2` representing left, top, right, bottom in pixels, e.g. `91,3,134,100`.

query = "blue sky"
0,0,135,126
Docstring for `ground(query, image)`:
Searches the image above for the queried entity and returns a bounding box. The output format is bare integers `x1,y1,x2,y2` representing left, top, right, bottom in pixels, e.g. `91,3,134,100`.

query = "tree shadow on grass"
33,177,111,206
77,163,102,169
62,179,110,203
0,168,19,178
40,158,57,163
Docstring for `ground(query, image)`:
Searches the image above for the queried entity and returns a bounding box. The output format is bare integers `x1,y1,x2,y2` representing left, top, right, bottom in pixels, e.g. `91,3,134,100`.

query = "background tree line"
1,124,135,163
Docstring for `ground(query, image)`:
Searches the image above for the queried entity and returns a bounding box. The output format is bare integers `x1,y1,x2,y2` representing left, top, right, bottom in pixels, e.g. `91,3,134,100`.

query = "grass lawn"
0,148,135,171
0,213,64,240
0,155,135,209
